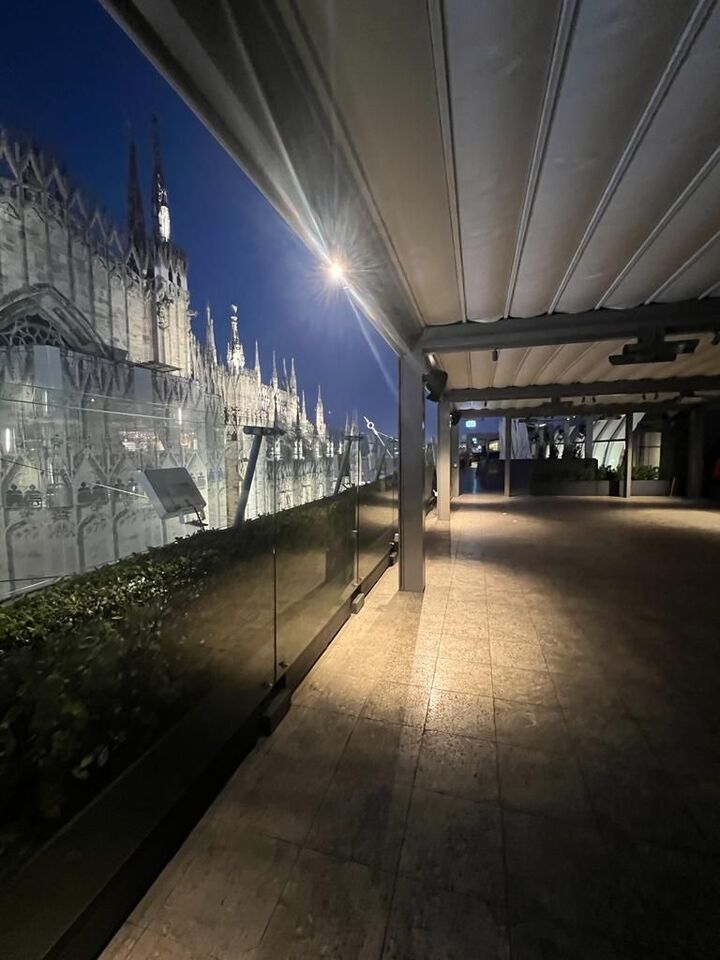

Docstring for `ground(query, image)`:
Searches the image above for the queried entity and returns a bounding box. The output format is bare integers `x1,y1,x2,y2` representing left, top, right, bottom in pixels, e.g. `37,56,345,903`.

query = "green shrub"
0,491,361,879
632,464,661,481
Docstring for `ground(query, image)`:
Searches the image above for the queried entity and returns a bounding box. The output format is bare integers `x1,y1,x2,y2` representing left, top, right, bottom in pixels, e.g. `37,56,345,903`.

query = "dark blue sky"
2,0,398,435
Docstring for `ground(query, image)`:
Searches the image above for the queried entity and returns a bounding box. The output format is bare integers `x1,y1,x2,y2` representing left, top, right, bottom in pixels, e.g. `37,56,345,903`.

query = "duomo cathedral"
0,125,371,598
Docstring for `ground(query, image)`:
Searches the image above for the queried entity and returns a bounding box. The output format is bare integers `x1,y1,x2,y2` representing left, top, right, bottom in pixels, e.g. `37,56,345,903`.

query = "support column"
687,407,704,499
504,416,512,498
451,421,460,498
624,411,633,499
437,402,451,521
399,354,425,592
585,416,594,461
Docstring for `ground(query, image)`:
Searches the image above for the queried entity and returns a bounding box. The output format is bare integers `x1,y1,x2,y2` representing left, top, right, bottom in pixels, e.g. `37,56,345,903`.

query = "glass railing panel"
0,361,275,883
357,430,398,582
273,402,357,673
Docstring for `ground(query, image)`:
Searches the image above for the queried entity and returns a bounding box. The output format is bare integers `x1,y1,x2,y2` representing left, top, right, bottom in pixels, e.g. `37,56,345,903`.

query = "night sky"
2,0,399,436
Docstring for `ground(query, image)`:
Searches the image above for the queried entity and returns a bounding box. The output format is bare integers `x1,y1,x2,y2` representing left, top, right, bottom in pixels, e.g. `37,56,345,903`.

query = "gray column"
437,402,451,521
504,416,512,498
624,411,633,498
687,407,704,499
585,416,594,461
451,422,460,497
399,354,425,592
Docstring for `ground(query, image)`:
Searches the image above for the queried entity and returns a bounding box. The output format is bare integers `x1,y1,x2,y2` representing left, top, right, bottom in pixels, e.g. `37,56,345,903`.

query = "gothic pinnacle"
205,302,217,365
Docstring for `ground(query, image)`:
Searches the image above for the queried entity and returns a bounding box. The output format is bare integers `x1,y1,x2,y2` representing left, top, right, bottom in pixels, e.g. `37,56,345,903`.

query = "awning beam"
421,300,720,353
445,374,720,403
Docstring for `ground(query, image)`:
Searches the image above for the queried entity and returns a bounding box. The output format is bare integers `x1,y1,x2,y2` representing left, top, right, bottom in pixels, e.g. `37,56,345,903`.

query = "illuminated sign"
465,419,477,428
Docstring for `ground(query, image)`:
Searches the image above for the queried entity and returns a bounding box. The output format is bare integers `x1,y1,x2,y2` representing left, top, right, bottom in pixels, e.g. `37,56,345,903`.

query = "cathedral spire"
226,303,244,372
205,303,217,365
151,116,170,243
271,351,279,390
289,357,297,394
301,389,307,420
282,357,289,390
127,137,145,252
315,384,326,436
254,340,261,383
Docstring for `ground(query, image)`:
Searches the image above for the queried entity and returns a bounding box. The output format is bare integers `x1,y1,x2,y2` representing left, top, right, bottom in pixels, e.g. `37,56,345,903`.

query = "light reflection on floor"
103,494,720,959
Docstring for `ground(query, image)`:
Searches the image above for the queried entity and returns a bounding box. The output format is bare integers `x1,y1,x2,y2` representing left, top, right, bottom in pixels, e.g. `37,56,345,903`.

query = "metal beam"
456,400,696,419
421,299,720,353
446,374,720,404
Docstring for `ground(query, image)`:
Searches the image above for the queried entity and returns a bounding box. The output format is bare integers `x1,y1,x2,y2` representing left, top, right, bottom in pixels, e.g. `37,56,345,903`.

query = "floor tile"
382,653,437,686
490,639,547,671
382,877,510,960
491,665,558,706
101,924,142,960
510,920,617,959
147,828,298,958
399,788,505,900
425,688,495,740
494,699,572,754
498,744,591,823
504,810,618,936
581,757,704,850
416,730,498,803
293,666,374,715
362,680,430,727
255,848,393,959
432,657,493,696
305,719,421,869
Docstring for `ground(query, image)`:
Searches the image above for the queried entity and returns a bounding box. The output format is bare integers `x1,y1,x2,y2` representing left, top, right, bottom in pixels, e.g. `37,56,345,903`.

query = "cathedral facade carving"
0,126,359,598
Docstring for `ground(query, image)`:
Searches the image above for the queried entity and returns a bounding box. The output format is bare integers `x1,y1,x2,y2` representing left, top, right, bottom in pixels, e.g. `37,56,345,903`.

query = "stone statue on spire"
205,303,217,365
151,116,170,244
226,303,245,372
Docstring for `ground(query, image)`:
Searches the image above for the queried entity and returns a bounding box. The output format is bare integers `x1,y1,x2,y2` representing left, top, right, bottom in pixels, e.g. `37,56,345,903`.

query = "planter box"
632,479,671,496
527,480,611,497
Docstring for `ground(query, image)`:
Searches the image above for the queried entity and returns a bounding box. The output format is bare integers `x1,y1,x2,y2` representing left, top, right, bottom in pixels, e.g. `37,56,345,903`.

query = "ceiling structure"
103,0,720,412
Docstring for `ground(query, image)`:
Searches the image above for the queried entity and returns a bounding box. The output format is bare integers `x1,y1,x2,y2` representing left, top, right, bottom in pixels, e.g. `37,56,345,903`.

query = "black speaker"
423,367,448,402
450,410,462,426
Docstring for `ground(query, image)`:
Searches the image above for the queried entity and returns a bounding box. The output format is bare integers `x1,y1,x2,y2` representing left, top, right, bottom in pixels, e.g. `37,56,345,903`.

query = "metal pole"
687,407,704,499
624,412,633,499
450,421,460,498
437,402,451,520
399,354,425,592
585,416,594,461
504,416,512,497
234,432,263,525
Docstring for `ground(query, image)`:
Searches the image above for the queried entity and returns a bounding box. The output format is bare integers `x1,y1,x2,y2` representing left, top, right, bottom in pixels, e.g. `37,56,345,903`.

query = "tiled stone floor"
102,495,720,959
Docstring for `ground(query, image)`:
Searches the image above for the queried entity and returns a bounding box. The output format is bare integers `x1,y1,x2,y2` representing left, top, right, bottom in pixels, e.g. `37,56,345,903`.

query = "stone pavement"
103,495,720,959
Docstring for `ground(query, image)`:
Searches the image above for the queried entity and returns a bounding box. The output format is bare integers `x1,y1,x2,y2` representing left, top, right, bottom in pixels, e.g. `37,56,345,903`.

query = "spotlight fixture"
492,348,499,362
423,367,448,402
609,331,698,365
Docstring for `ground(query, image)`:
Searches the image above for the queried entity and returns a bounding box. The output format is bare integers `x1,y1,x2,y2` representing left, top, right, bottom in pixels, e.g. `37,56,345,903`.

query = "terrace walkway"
103,495,720,959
